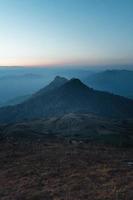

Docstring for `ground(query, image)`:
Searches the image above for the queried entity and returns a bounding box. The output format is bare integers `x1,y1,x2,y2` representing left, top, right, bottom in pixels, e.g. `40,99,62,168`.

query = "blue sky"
0,0,133,67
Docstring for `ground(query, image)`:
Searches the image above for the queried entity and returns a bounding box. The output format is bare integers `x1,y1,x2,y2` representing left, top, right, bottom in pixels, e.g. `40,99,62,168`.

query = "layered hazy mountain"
84,70,133,99
0,67,93,104
0,95,31,107
0,76,68,107
0,76,133,123
1,68,132,106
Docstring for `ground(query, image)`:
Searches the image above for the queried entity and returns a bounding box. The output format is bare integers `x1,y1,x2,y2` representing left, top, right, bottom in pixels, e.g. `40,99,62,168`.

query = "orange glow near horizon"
0,56,133,68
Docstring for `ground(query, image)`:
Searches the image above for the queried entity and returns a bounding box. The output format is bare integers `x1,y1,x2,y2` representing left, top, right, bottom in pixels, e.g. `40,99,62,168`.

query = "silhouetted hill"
0,77,133,123
84,70,133,99
35,76,68,96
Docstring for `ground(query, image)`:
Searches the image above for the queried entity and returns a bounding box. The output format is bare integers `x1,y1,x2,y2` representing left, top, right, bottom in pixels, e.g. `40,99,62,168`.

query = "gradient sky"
0,0,133,67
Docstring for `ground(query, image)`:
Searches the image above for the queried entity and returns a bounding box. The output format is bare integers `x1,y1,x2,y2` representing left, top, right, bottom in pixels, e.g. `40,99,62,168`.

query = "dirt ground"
0,139,133,200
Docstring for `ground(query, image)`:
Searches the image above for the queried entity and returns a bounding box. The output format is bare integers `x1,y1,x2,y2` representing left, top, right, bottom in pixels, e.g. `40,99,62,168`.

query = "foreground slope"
0,78,133,123
0,140,133,200
0,113,133,146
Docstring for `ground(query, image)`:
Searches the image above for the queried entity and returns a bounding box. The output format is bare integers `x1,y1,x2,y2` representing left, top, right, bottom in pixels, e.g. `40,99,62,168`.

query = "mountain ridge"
0,77,133,123
84,69,133,98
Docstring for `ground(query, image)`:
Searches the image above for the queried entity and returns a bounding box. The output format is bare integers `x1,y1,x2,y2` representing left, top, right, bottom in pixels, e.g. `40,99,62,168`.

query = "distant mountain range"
0,76,68,107
0,76,133,123
84,70,133,99
0,95,31,107
1,69,132,104
0,68,93,103
0,73,44,80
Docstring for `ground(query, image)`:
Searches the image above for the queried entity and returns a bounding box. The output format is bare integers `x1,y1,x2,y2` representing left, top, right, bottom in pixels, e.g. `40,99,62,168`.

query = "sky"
0,0,133,67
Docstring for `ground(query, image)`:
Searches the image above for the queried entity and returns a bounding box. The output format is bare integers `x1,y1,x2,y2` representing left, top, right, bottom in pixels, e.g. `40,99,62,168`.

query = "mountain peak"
53,76,68,83
65,78,91,90
1,73,133,123
70,78,82,83
54,75,66,80
35,76,68,96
